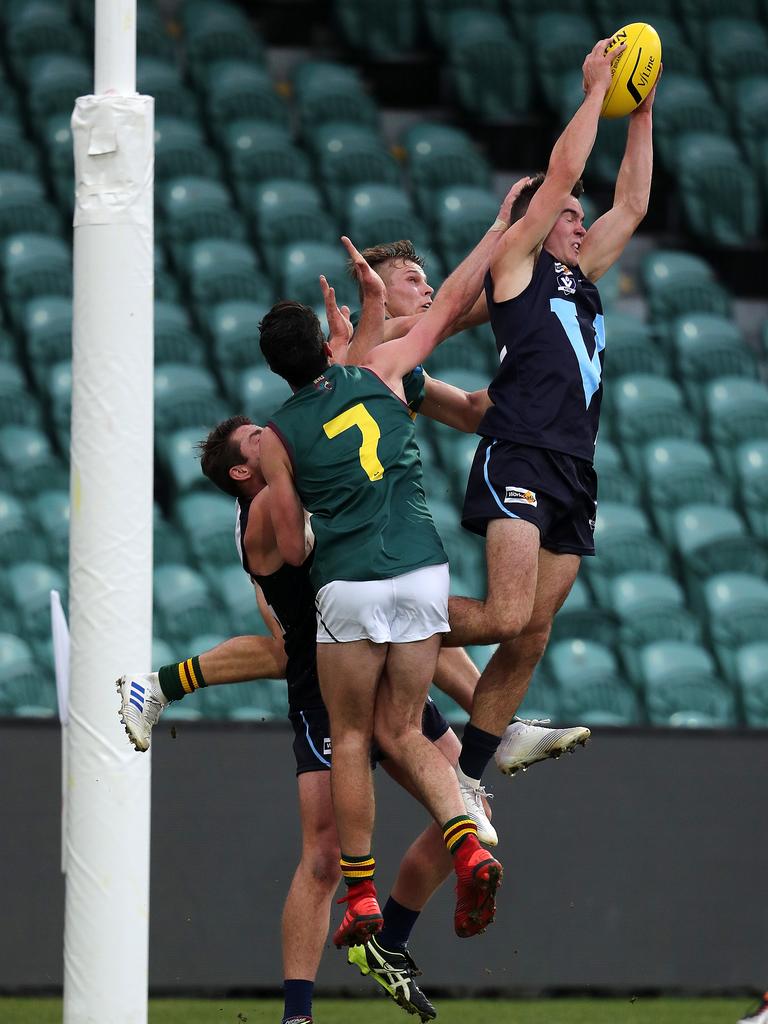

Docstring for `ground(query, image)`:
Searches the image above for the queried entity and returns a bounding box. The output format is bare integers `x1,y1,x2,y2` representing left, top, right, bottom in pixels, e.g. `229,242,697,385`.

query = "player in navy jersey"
443,40,659,826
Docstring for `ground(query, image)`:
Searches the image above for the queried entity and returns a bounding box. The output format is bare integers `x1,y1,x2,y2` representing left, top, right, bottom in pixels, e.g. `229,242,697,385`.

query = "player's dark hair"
349,240,424,301
259,300,328,390
510,173,585,224
198,414,253,498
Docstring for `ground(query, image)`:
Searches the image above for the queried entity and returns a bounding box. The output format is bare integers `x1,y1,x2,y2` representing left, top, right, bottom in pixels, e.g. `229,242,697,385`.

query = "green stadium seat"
640,249,731,323
333,0,419,58
548,638,642,725
345,184,431,253
156,426,211,497
434,186,499,268
446,10,531,121
430,502,485,596
309,124,400,216
424,328,496,378
154,300,207,365
402,123,492,217
0,172,60,240
678,0,762,45
160,177,245,253
601,314,667,381
154,364,227,433
154,244,180,302
0,425,68,496
152,636,178,669
650,74,726,171
2,234,71,318
0,492,49,565
175,491,239,570
204,61,289,129
0,633,54,716
184,239,272,309
430,426,479,501
705,18,768,106
223,121,311,195
294,65,380,133
29,489,69,569
592,439,639,504
671,314,756,408
278,241,358,310
154,117,220,183
207,300,269,398
672,504,767,601
674,133,762,246
642,439,729,543
531,12,597,112
136,58,198,121
610,572,702,665
25,55,91,123
584,501,670,604
154,503,190,565
134,3,176,62
0,116,40,176
203,678,285,722
239,364,293,423
206,564,267,637
636,640,737,727
734,642,768,726
182,2,264,85
734,439,768,540
153,563,228,644
705,377,768,472
21,296,71,384
549,574,618,649
422,0,505,47
513,664,562,724
704,573,768,679
7,560,65,640
5,1,84,73
732,76,768,167
611,374,699,472
247,180,337,276
0,360,40,429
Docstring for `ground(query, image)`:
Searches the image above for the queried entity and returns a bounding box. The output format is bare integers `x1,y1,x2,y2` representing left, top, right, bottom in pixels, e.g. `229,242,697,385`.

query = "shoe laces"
513,716,551,727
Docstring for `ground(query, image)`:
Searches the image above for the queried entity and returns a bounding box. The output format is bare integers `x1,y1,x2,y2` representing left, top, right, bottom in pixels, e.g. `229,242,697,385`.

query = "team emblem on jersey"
504,486,537,507
554,261,576,296
323,736,332,756
313,374,335,392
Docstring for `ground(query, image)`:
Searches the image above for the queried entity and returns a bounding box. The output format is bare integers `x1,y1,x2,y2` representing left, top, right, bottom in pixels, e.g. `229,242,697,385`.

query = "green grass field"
0,997,752,1024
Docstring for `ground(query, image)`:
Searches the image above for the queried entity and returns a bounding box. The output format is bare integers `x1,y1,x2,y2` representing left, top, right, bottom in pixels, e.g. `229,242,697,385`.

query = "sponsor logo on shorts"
504,486,537,507
323,737,332,756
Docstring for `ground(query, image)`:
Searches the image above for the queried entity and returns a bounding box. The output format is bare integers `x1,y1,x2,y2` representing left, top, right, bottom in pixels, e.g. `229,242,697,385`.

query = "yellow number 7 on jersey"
323,402,385,482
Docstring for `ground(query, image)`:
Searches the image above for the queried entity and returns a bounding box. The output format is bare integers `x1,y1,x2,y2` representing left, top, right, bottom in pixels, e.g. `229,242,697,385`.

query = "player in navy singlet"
446,39,659,814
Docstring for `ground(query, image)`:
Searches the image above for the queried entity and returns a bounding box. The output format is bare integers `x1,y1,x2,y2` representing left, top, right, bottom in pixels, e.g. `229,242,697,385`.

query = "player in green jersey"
258,200,517,948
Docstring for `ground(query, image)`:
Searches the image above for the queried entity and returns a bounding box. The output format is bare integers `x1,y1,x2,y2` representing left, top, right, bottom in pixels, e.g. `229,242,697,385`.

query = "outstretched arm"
343,244,388,365
490,38,622,291
419,372,492,433
322,275,354,365
259,428,311,566
578,78,658,282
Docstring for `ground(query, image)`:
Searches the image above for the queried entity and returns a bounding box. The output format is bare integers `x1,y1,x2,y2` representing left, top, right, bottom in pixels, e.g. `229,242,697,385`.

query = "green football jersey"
268,364,447,590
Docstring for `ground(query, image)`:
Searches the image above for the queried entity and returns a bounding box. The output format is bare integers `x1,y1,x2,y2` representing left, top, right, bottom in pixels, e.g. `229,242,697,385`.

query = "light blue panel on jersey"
550,298,605,408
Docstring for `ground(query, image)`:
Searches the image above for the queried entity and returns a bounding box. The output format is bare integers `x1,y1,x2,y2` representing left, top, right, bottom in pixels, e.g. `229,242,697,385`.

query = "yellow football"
601,22,662,119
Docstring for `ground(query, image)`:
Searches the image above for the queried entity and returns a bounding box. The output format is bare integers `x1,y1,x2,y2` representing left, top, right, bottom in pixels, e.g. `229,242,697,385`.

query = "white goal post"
63,0,154,1020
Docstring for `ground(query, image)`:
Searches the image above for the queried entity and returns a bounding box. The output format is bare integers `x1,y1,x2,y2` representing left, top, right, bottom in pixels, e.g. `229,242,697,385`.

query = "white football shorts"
315,562,450,644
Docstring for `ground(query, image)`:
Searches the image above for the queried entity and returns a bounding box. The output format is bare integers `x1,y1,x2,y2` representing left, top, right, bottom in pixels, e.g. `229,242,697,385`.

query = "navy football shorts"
288,695,451,776
462,438,598,557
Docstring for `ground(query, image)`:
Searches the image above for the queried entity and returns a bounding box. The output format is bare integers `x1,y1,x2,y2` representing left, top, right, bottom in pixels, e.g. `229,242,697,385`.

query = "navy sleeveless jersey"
235,497,323,713
478,250,606,462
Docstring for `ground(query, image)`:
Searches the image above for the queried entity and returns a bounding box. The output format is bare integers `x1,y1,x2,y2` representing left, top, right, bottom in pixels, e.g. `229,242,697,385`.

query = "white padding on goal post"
64,92,154,1024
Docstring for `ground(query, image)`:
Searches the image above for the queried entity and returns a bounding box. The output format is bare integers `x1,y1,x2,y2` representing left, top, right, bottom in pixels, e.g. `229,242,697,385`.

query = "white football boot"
116,672,168,752
455,764,497,847
494,718,591,776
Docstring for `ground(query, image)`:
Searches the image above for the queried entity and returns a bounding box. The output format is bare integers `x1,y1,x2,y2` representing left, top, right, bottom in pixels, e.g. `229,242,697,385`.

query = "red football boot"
453,838,503,938
333,880,383,948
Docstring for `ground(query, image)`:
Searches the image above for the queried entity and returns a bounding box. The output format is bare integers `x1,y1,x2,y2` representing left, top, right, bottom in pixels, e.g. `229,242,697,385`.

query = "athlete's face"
378,259,433,318
544,202,587,267
230,423,266,488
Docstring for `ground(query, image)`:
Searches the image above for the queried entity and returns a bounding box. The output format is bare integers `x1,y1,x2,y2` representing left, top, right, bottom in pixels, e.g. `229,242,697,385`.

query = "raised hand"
582,36,626,96
320,274,353,363
497,175,534,226
341,235,386,302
